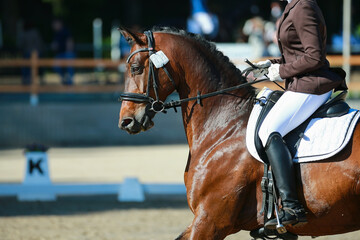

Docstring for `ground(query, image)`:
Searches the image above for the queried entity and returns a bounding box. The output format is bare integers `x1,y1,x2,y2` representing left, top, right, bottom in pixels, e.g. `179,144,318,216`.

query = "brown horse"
118,27,360,240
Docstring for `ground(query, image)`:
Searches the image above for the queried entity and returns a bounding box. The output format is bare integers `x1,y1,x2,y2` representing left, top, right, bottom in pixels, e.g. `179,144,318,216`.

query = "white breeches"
259,90,332,147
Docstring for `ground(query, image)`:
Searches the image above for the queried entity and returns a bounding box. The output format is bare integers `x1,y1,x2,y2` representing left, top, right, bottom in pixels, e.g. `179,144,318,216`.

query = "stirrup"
250,227,298,240
282,207,308,227
265,207,307,230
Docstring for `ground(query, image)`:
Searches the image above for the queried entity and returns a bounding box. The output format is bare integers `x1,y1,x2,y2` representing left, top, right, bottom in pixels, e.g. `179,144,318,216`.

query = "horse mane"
151,26,254,93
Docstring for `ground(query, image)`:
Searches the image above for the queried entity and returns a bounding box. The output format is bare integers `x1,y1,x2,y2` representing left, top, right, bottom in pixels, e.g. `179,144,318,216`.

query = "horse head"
118,28,178,134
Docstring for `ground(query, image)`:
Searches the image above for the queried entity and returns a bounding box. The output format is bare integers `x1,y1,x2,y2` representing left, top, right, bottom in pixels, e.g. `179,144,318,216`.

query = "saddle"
254,90,350,163
246,88,360,164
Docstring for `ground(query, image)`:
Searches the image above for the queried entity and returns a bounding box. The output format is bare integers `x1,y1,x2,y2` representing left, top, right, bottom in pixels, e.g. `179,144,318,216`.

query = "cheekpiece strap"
144,30,155,52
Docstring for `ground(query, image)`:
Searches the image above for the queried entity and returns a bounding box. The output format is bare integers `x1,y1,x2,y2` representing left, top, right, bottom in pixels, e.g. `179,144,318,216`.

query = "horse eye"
130,65,144,75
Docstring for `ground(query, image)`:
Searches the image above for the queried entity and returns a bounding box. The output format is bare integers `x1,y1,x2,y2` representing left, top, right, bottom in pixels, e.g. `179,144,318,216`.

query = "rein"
119,30,270,113
163,78,269,111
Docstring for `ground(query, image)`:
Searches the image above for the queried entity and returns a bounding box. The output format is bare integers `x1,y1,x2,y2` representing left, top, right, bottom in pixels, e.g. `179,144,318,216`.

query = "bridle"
119,30,270,113
119,30,177,113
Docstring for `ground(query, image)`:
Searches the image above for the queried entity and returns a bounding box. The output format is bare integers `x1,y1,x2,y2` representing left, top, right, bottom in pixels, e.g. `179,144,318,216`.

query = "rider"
253,0,347,229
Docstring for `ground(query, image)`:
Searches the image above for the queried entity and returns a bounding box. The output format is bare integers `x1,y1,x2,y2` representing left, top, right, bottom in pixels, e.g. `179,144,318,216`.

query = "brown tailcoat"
273,0,347,94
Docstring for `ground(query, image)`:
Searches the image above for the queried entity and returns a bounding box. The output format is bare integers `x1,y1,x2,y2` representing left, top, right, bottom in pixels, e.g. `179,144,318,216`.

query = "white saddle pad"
246,89,360,163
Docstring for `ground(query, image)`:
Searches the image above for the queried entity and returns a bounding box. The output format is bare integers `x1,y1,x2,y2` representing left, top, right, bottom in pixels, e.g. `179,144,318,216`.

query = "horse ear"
118,26,144,46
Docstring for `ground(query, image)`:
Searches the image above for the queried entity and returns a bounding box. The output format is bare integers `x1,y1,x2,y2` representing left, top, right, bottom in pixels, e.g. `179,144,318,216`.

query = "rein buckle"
150,100,166,113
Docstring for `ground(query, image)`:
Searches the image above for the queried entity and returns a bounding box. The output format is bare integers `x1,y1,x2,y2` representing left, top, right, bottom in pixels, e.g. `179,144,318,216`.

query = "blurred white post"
118,177,145,202
18,151,55,201
343,0,351,84
93,18,103,59
111,26,121,61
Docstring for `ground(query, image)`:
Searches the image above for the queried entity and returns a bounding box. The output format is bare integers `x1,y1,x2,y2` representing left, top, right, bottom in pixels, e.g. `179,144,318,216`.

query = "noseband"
119,30,176,113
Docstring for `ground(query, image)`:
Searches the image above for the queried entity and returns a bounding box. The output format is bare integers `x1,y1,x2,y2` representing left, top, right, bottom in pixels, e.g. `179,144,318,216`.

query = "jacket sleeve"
279,1,326,79
270,58,283,64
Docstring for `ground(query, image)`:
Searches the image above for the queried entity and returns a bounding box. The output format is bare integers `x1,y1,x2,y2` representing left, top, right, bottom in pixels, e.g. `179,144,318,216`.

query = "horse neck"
172,38,255,151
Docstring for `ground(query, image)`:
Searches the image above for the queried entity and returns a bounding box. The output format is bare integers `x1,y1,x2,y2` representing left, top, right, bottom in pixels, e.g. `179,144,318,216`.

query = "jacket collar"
283,0,301,15
276,0,301,53
278,0,301,31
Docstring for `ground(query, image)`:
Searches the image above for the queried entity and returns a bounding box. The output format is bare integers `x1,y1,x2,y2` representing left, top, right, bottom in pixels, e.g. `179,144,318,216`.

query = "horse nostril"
121,118,134,128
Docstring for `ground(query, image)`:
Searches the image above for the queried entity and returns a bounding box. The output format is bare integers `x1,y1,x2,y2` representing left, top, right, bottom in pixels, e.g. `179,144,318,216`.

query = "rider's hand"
268,64,283,81
253,59,271,68
251,59,271,78
252,68,269,78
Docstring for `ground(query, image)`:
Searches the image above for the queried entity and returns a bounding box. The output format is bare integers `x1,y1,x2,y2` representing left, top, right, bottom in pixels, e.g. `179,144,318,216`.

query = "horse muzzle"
119,115,154,134
119,105,155,134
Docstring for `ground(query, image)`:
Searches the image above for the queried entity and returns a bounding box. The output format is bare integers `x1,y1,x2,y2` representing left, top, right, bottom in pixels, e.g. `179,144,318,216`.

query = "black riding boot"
264,132,307,230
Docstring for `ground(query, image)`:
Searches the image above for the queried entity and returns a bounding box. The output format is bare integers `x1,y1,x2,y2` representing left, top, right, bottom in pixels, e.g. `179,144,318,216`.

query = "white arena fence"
0,151,186,202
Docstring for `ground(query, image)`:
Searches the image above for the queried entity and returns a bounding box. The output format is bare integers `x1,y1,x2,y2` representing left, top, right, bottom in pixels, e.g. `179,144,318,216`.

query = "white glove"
268,64,283,81
253,59,271,68
252,68,269,78
251,59,271,78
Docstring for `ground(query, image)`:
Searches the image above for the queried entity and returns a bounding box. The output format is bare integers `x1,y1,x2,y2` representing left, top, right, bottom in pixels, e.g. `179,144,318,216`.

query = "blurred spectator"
270,1,282,23
263,2,282,57
17,21,44,85
187,0,219,40
241,1,282,58
242,16,265,57
51,18,75,85
263,20,281,57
